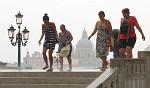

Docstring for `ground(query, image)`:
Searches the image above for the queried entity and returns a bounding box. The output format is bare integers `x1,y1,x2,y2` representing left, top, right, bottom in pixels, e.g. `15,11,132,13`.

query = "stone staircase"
0,71,101,88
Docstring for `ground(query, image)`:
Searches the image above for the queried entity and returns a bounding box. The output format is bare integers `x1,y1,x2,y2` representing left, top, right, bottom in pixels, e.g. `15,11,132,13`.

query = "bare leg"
126,46,133,58
101,56,107,69
48,48,54,68
42,47,49,69
42,47,48,66
67,56,72,69
119,48,126,58
59,56,63,69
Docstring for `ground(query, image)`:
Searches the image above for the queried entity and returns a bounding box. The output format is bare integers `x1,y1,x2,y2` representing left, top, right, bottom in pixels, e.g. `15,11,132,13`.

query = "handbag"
59,45,70,57
120,18,132,35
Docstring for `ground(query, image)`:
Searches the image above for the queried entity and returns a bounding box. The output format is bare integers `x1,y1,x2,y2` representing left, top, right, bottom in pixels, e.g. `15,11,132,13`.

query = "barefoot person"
118,8,145,58
88,11,112,71
38,13,58,71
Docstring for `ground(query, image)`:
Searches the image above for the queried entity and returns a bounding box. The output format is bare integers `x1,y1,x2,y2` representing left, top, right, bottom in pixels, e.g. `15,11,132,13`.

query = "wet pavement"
0,67,101,72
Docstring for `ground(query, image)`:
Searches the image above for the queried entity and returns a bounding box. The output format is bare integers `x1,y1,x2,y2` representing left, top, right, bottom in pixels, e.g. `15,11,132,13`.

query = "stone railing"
87,51,150,88
111,58,148,88
87,67,119,88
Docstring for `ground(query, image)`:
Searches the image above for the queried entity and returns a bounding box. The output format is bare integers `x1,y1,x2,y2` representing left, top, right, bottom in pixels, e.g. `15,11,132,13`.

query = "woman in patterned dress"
88,11,112,71
38,13,59,71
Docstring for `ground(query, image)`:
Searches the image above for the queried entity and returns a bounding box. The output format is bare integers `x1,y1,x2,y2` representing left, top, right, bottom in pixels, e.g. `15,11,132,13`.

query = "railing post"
88,51,150,88
138,51,150,88
111,57,148,88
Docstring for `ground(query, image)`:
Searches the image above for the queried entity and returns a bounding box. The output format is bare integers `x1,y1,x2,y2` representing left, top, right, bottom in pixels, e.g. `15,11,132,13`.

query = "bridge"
0,51,149,88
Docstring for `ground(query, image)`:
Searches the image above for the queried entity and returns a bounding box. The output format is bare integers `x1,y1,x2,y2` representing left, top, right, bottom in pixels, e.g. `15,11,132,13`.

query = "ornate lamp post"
7,11,29,68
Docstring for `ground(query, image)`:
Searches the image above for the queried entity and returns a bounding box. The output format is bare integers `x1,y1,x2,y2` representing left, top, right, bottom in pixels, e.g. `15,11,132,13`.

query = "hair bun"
44,13,48,16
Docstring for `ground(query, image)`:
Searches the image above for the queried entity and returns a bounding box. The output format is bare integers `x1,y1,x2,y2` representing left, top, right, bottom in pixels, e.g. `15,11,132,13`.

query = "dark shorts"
118,37,136,49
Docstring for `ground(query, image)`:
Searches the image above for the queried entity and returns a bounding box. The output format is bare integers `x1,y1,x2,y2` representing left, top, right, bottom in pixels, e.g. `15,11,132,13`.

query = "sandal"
101,62,109,71
68,67,72,71
47,68,53,72
100,68,106,71
104,61,109,69
42,65,49,70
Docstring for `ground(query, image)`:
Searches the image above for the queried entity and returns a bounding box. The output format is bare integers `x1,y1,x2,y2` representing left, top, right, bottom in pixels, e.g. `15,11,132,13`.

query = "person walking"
57,24,73,71
38,13,59,71
118,8,145,58
88,11,112,71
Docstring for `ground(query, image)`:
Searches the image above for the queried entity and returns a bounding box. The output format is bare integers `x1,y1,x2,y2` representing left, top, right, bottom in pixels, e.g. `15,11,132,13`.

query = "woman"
88,11,112,71
38,13,59,71
119,8,145,58
57,24,73,71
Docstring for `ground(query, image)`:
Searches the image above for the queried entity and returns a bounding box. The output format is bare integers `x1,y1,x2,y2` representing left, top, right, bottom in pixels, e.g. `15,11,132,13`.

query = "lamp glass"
15,11,23,25
7,26,16,40
22,27,29,40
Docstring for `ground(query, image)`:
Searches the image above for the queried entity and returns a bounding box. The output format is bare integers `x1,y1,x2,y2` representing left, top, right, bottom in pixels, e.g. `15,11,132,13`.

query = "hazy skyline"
0,0,150,63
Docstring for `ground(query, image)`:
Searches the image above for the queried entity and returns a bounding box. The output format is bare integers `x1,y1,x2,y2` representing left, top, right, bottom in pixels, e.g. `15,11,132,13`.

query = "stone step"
0,72,101,78
0,70,101,88
0,77,95,84
0,84,88,88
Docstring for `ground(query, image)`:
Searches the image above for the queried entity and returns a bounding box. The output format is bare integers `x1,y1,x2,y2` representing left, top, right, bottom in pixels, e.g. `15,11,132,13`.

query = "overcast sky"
0,0,150,63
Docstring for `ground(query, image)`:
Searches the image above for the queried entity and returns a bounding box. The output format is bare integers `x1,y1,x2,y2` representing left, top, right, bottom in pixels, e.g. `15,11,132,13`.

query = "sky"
0,0,150,63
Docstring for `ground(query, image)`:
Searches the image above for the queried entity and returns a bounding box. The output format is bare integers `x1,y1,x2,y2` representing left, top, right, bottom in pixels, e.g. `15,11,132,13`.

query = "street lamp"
7,11,29,68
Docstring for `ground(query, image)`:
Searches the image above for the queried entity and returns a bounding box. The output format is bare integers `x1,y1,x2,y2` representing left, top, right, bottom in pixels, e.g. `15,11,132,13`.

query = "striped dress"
43,25,56,49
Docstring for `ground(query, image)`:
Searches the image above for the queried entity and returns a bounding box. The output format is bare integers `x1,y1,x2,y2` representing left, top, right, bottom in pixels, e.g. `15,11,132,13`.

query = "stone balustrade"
87,67,119,88
87,51,150,88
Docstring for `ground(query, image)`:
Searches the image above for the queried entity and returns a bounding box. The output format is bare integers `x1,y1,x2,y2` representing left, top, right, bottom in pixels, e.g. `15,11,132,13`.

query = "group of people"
38,8,145,71
38,13,73,71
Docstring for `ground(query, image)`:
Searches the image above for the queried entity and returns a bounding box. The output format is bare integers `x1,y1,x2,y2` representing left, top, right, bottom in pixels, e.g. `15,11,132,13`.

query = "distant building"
7,51,43,69
22,29,101,69
75,29,101,67
23,50,78,69
23,51,44,69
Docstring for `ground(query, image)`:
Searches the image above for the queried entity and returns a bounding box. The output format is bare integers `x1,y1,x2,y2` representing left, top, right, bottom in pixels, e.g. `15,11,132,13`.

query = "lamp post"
7,11,29,68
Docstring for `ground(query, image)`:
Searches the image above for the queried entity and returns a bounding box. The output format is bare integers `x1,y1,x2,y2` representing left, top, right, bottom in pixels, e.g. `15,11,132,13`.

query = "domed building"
21,29,101,69
75,29,101,67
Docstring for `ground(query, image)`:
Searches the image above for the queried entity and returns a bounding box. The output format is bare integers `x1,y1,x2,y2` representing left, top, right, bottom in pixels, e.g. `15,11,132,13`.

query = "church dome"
76,29,94,49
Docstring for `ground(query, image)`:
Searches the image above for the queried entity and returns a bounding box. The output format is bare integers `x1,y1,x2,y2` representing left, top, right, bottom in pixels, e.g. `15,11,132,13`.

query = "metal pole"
18,26,21,68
